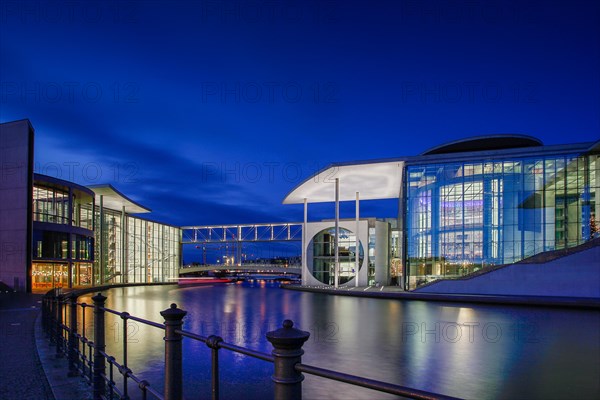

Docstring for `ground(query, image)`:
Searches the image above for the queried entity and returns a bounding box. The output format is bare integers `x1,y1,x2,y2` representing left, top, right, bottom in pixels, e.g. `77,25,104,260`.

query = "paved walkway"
34,313,92,400
0,293,54,400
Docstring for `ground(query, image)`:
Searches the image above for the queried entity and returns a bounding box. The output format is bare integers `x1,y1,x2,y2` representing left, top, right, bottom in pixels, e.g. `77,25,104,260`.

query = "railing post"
206,335,224,400
42,297,49,337
92,293,107,400
120,311,131,400
45,297,51,334
160,303,187,400
49,295,57,343
48,294,54,343
266,320,310,400
68,293,79,377
55,294,63,357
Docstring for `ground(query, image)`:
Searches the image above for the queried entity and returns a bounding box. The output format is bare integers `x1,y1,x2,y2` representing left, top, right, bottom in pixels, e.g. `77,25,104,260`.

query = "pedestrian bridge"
181,223,302,243
179,264,302,275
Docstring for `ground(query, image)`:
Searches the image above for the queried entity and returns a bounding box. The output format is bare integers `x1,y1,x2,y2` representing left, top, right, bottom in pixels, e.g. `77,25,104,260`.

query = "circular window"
308,227,364,285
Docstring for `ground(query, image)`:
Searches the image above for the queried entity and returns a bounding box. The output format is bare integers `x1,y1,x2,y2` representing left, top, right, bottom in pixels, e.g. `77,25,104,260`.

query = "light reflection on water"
79,283,600,400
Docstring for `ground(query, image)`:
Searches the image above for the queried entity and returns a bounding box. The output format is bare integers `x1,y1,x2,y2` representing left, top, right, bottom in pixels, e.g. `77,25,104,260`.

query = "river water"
79,282,600,399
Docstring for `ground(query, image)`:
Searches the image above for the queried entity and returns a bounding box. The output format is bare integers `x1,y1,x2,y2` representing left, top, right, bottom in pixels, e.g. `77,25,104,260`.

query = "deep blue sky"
2,0,599,228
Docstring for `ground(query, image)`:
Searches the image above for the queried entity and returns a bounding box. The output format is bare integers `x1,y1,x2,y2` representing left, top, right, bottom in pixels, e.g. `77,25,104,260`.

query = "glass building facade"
30,175,181,292
31,175,95,291
405,153,599,289
94,209,180,285
0,120,182,293
285,136,599,291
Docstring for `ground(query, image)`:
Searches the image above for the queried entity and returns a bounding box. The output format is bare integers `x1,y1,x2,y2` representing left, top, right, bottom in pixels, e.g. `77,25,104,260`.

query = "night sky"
2,0,599,229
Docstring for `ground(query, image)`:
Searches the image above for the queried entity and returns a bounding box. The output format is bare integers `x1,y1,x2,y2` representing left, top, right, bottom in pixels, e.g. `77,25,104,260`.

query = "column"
99,195,104,285
302,198,308,286
121,206,126,283
355,192,359,287
596,156,600,237
237,226,242,267
398,166,407,290
334,178,340,288
68,187,73,288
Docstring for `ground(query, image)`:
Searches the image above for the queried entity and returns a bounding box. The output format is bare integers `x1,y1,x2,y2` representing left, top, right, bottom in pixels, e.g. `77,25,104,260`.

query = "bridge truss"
181,223,303,244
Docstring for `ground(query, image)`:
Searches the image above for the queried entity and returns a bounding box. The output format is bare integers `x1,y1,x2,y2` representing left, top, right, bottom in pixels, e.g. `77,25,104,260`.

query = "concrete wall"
374,220,389,285
415,243,600,298
0,120,34,292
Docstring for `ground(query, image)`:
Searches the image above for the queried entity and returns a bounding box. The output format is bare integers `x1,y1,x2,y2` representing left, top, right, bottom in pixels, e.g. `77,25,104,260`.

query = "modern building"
1,120,180,292
31,173,95,291
3,119,598,293
284,134,600,290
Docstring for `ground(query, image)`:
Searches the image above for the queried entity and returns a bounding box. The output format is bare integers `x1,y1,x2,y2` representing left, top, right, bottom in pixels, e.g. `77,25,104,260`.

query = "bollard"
160,303,187,400
266,320,310,400
68,293,79,377
92,293,107,400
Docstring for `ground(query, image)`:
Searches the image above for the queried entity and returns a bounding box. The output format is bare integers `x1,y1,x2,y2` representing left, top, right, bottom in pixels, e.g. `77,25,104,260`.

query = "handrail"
43,290,458,400
295,363,460,400
175,328,275,362
219,341,275,363
100,306,166,329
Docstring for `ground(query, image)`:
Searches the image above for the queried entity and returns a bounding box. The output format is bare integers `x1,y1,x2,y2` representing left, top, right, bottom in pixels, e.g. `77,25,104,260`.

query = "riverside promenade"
2,282,597,400
0,283,175,400
0,290,91,400
0,292,53,400
282,284,600,309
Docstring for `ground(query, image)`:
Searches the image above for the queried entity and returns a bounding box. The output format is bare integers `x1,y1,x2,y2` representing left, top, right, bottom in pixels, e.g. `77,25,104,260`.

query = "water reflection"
81,283,600,399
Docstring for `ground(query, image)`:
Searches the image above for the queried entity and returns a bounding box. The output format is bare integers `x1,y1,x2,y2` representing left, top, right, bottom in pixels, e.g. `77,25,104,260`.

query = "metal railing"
42,288,459,400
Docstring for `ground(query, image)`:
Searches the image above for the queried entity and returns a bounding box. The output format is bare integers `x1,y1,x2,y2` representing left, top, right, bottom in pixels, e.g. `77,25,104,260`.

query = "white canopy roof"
283,161,404,204
88,184,151,214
